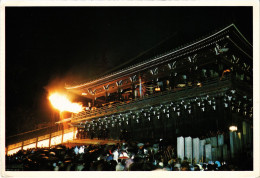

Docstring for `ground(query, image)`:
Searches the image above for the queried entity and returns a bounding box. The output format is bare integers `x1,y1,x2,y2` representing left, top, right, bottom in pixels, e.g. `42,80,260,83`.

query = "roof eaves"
65,24,244,90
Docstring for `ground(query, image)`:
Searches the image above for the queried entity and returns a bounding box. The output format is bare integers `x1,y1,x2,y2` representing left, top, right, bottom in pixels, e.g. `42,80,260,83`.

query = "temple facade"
65,24,252,151
5,24,253,164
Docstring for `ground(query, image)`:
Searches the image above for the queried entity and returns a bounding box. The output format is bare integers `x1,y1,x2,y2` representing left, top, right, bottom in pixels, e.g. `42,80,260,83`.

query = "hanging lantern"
213,105,216,110
229,125,238,132
224,103,228,108
197,82,202,87
177,112,180,116
148,117,150,121
188,110,191,114
166,114,170,118
155,86,161,92
157,115,160,119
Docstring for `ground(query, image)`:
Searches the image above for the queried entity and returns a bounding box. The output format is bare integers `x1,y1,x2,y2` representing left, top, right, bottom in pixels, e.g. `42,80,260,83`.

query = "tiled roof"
65,24,252,90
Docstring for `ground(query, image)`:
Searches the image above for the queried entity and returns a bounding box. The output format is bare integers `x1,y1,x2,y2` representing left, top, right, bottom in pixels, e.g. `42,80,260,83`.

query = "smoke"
44,71,86,101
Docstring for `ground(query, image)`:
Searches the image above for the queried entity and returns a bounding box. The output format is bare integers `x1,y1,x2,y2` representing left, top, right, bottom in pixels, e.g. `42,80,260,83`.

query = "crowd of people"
6,140,243,171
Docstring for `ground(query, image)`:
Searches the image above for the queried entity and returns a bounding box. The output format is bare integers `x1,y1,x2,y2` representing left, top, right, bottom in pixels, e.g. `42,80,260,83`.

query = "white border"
0,1,259,178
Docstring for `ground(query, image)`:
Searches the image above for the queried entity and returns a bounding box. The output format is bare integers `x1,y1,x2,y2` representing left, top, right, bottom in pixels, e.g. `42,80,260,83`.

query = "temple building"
6,24,253,164
65,23,252,146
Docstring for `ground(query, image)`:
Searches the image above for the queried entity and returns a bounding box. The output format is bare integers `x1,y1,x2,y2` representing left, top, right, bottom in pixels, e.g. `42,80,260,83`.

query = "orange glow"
224,69,231,73
7,147,22,156
220,69,231,80
49,93,83,113
63,132,74,142
155,87,161,91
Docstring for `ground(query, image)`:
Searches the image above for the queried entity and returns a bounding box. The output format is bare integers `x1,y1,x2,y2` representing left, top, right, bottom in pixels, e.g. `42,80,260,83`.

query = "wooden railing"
71,75,234,124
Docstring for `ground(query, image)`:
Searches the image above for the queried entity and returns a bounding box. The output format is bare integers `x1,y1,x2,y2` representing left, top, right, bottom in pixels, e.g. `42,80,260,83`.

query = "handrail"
71,75,233,123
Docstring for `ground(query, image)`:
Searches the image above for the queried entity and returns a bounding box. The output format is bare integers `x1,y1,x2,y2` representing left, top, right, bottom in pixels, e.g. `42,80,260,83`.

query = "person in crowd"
116,159,125,171
6,138,246,171
112,148,119,163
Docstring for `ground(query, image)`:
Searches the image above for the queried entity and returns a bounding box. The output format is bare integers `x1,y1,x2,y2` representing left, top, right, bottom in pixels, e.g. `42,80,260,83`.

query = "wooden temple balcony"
70,74,243,125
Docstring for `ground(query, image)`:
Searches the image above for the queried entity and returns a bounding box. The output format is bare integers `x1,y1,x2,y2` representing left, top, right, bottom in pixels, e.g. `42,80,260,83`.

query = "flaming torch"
49,93,83,113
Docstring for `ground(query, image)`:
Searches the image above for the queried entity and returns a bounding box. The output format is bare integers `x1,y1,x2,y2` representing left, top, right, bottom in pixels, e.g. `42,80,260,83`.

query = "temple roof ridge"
65,23,251,90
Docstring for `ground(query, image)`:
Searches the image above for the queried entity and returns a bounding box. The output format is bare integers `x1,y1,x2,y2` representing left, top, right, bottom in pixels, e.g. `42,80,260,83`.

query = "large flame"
49,93,83,113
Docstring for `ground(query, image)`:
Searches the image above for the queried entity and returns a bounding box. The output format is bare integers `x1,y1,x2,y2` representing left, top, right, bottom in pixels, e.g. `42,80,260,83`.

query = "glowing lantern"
197,82,202,87
229,125,238,132
155,86,161,92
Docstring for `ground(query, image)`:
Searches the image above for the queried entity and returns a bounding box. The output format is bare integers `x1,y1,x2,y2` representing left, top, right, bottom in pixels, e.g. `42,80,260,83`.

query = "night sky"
5,6,253,137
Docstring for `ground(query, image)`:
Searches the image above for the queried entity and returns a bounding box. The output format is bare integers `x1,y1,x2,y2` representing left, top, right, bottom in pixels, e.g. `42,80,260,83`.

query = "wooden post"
6,146,8,155
49,132,51,148
61,125,64,143
35,136,38,149
21,141,24,150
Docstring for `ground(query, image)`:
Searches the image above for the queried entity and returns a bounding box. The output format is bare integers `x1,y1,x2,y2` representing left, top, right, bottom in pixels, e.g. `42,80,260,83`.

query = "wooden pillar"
21,141,24,150
35,137,38,149
104,85,109,103
117,87,121,101
105,90,108,102
49,132,52,148
6,146,8,155
92,97,95,107
116,80,123,101
61,126,64,143
131,84,135,100
73,126,76,140
130,75,137,100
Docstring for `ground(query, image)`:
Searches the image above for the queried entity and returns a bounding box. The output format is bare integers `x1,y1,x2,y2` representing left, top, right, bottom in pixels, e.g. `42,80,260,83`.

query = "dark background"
5,6,253,137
